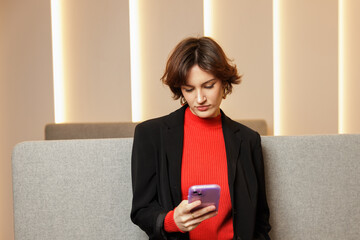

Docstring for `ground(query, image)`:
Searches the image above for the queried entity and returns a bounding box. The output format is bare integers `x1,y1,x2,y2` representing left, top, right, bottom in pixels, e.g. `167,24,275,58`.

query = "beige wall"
61,0,131,122
277,0,339,135
138,0,204,120
208,0,274,134
0,1,54,239
1,1,360,239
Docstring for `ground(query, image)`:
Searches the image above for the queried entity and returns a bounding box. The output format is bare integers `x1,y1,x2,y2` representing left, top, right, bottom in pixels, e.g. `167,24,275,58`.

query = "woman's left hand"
173,200,218,232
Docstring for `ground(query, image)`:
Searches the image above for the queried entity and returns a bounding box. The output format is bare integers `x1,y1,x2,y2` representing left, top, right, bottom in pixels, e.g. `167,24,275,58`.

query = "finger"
191,205,216,218
173,200,201,231
176,200,189,214
187,200,202,212
183,222,201,232
184,206,217,228
180,211,195,223
176,200,195,215
184,210,218,228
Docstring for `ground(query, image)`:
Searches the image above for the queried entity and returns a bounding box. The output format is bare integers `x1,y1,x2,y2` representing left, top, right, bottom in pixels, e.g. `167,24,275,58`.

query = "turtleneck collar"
184,107,222,129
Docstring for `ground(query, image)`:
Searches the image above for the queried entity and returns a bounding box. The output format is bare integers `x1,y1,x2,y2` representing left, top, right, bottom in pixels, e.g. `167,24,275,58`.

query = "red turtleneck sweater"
164,107,233,239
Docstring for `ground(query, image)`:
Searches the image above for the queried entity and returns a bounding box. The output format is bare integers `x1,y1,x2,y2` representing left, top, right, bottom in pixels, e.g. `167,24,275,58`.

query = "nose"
196,89,206,104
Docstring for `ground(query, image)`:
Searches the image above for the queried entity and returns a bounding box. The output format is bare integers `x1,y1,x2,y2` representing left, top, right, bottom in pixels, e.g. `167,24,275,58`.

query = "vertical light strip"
273,0,281,135
338,0,344,133
50,0,65,123
203,0,212,37
129,0,142,122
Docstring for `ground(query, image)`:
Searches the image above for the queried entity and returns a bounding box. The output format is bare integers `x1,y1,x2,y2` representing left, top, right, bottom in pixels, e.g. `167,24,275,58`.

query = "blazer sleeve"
130,123,168,239
253,133,271,240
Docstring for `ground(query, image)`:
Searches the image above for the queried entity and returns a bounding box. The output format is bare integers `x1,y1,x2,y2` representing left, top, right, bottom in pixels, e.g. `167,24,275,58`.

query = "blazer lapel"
221,111,242,206
164,105,187,206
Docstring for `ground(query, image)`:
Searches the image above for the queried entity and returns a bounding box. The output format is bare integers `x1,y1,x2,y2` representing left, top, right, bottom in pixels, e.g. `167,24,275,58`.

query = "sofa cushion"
12,138,147,240
262,135,360,239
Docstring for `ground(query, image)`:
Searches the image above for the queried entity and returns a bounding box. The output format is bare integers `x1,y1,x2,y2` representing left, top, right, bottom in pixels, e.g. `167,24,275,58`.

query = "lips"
196,105,210,111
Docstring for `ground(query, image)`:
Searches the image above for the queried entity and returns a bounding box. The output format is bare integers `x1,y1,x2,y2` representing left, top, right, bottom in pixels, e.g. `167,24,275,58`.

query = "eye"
204,83,215,89
183,88,194,93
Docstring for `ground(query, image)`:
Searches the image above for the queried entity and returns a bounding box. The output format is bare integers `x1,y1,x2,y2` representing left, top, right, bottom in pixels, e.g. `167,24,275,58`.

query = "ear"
180,96,187,105
222,84,228,99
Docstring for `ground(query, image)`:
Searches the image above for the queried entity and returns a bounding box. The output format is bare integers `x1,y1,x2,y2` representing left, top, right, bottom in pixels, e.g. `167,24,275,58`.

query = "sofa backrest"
44,119,267,140
44,122,139,140
12,135,360,239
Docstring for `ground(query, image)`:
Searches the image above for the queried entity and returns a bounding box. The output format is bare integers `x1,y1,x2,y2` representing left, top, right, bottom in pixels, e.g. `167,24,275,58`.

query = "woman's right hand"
173,200,218,232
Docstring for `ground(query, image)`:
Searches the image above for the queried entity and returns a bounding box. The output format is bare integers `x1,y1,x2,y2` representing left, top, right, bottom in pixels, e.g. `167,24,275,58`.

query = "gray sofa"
12,135,360,239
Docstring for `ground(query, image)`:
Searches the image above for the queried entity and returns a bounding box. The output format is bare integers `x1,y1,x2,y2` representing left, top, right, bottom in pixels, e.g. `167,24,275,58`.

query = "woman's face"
181,65,224,118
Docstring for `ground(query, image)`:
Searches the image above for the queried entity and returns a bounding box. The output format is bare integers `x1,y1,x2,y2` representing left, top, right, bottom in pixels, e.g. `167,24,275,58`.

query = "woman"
131,37,271,240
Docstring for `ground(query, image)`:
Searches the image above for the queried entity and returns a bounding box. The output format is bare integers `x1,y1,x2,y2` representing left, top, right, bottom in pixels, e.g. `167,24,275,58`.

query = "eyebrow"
183,78,217,87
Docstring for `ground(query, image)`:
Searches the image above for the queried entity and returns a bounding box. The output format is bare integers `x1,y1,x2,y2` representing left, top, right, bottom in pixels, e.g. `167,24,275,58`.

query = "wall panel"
207,0,274,134
137,0,203,121
278,0,338,135
0,1,54,239
61,0,131,122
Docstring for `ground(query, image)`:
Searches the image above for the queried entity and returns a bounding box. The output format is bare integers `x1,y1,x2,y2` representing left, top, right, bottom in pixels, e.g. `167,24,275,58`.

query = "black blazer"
131,105,271,240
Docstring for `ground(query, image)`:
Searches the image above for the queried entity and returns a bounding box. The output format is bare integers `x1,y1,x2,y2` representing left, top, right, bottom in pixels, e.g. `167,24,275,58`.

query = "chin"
195,110,217,119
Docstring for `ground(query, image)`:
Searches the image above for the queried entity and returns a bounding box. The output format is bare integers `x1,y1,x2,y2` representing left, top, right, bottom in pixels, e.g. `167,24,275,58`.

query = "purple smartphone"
188,184,220,212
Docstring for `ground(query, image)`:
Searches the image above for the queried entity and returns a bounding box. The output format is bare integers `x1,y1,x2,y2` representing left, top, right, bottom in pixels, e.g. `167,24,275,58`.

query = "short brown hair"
161,37,241,100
